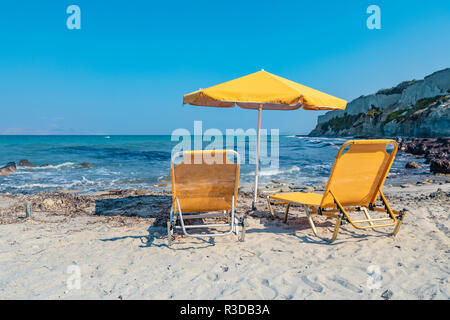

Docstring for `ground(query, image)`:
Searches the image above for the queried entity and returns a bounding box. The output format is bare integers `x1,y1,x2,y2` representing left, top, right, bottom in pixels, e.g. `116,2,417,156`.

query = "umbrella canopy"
183,70,347,209
183,70,347,110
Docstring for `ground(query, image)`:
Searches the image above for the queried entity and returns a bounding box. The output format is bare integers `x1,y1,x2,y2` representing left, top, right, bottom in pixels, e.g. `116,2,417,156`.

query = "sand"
0,183,448,300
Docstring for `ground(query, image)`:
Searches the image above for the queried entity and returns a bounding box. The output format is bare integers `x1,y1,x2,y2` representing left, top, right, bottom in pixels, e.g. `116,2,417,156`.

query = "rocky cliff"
310,68,450,137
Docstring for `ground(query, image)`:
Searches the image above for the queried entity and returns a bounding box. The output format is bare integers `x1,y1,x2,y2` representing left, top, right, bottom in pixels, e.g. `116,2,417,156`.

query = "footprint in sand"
206,273,219,281
333,276,363,294
301,275,323,293
416,284,439,300
260,279,278,299
427,208,450,236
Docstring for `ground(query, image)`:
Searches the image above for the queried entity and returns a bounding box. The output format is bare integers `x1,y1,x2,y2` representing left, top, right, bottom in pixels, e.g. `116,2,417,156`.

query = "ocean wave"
17,162,76,170
244,165,300,177
302,163,332,170
54,146,171,161
0,136,430,194
157,174,171,182
323,142,340,149
6,183,65,190
6,176,96,191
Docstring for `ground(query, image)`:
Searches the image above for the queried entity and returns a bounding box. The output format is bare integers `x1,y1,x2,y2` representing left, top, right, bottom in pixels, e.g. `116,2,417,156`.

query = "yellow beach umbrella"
183,70,347,209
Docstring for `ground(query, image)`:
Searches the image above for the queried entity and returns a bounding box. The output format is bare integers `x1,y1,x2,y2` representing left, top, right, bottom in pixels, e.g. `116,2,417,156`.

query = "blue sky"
0,0,449,135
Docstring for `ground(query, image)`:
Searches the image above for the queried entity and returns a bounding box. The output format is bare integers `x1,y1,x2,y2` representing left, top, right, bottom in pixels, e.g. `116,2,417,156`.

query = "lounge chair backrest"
320,140,398,208
171,150,240,213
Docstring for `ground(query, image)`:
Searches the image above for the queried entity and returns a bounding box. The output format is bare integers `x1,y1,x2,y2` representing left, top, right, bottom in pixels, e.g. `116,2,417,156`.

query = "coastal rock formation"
430,159,450,174
397,137,450,174
0,162,17,175
19,159,37,167
310,68,450,138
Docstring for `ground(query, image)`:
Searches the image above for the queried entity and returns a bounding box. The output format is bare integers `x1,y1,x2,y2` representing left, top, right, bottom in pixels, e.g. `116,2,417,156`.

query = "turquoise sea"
0,135,428,194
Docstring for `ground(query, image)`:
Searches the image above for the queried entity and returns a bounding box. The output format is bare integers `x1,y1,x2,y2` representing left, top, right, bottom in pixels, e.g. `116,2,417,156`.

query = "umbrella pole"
252,104,263,210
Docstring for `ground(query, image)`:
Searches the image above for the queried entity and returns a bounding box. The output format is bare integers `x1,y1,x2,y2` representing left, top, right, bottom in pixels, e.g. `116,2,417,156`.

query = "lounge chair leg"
361,207,374,227
267,197,275,219
330,216,343,243
303,205,318,237
283,203,291,224
392,210,407,236
167,221,173,246
239,216,246,242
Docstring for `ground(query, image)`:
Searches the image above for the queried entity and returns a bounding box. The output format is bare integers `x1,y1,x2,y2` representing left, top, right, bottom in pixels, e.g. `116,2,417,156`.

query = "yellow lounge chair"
168,149,245,246
267,139,407,242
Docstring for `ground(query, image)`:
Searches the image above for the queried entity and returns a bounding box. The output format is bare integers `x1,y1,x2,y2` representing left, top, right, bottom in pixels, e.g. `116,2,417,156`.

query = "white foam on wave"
5,176,97,191
157,175,170,181
17,162,76,171
6,183,63,190
302,163,332,170
244,165,300,177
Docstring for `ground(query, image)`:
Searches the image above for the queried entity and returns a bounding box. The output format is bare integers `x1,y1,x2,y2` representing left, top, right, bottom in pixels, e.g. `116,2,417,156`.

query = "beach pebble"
55,199,65,207
261,189,282,195
42,199,55,207
313,183,326,191
271,179,289,184
135,189,148,196
381,289,393,300
429,188,448,200
238,187,253,194
405,161,421,169
289,185,315,192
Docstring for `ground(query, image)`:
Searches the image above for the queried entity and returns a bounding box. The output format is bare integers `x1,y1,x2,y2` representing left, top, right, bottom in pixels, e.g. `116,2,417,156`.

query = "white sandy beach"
0,183,448,300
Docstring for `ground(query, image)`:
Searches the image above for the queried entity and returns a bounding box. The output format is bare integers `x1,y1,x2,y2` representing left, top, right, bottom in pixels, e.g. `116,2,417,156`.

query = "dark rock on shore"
430,159,450,174
397,137,450,174
0,162,17,175
19,159,37,167
429,188,449,200
405,161,421,169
